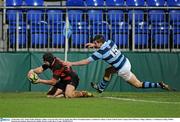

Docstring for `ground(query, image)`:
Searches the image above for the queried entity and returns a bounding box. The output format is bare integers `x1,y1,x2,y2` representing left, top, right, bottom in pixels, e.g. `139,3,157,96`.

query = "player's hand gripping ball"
28,72,39,84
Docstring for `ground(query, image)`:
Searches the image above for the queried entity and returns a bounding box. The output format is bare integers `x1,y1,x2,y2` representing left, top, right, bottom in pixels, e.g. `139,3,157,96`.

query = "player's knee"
65,92,74,98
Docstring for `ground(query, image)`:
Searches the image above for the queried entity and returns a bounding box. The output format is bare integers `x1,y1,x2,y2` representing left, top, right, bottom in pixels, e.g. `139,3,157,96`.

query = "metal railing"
0,6,179,52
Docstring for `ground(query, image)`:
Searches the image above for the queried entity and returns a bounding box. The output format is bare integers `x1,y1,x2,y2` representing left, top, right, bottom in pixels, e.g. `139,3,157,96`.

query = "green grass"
0,92,180,117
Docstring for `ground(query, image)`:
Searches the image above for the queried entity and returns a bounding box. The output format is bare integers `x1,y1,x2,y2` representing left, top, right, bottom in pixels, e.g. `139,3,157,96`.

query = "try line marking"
103,97,180,104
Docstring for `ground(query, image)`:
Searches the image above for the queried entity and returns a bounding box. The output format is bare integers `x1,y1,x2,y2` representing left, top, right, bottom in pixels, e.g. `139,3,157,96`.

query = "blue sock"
97,78,109,91
142,81,161,88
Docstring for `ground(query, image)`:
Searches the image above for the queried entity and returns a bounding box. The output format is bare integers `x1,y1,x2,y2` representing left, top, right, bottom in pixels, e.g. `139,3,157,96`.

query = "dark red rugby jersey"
42,57,78,81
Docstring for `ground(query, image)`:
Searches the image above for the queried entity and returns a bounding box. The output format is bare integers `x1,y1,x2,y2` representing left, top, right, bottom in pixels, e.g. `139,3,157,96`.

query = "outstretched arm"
27,66,44,78
64,59,90,67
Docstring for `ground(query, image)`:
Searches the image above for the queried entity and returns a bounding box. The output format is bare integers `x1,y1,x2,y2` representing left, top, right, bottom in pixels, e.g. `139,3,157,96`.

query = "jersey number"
110,47,119,57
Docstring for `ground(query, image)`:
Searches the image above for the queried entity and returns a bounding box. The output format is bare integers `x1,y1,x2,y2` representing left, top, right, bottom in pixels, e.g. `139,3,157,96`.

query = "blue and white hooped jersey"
87,40,127,71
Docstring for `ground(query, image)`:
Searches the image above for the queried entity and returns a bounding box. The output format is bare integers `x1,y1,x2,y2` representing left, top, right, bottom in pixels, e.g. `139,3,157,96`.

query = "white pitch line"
103,97,180,104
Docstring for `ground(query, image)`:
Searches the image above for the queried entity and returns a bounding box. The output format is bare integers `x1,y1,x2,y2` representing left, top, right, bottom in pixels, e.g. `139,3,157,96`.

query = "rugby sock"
142,81,161,88
97,78,109,92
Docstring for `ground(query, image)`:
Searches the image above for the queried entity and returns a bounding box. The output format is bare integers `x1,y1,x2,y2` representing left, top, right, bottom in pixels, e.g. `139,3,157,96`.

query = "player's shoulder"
53,59,63,69
101,40,115,49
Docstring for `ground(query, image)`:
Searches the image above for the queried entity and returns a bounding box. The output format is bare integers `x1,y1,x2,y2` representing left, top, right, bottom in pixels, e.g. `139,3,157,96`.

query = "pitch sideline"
103,96,180,104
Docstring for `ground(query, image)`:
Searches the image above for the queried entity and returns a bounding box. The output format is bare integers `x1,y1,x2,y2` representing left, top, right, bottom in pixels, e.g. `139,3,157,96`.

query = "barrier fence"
0,6,179,52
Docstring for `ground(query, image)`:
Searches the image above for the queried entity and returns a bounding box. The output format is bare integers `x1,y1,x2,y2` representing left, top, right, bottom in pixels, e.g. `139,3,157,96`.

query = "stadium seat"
169,10,180,24
68,10,83,24
72,22,88,46
88,10,103,23
90,21,109,41
27,10,43,24
6,10,23,24
8,22,27,47
146,0,165,6
111,22,129,47
170,10,180,46
106,0,124,6
30,21,48,47
47,10,65,47
167,0,180,6
173,32,180,46
51,33,65,47
135,22,149,46
50,21,66,47
151,22,169,46
148,10,165,23
66,0,85,6
6,0,23,6
72,33,88,47
108,10,124,24
25,0,44,6
86,0,104,6
128,10,144,23
126,0,145,6
47,10,63,24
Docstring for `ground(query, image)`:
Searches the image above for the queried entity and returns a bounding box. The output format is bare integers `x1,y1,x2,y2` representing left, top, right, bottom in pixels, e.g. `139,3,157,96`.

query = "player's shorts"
54,73,79,92
117,58,132,81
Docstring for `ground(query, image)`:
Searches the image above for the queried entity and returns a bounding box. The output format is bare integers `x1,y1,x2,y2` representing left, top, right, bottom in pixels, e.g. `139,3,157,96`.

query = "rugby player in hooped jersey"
27,52,93,98
64,35,173,93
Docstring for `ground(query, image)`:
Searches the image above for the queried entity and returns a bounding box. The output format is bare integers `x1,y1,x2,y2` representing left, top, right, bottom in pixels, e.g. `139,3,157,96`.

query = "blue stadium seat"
30,21,48,47
148,10,165,23
146,0,165,6
167,0,180,6
27,10,43,24
90,21,109,40
50,22,65,47
68,10,83,24
47,10,63,24
52,33,65,47
6,10,23,24
72,33,88,46
106,0,124,6
6,0,23,6
86,0,104,6
25,0,44,6
66,0,85,6
8,22,27,47
135,22,149,46
173,32,180,46
170,10,180,46
151,22,169,46
126,0,145,6
88,10,103,23
169,10,180,24
108,10,124,24
71,22,88,46
47,10,65,47
111,22,129,47
128,10,144,23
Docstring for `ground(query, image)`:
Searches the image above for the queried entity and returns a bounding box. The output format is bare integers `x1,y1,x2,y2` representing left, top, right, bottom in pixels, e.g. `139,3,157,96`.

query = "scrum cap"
42,52,54,64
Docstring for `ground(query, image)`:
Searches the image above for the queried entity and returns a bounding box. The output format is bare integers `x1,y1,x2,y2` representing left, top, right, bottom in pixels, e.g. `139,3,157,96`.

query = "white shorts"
117,58,132,81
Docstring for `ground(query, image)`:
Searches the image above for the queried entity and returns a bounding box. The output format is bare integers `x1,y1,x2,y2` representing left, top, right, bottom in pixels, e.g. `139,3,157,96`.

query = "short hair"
42,52,54,64
93,35,105,43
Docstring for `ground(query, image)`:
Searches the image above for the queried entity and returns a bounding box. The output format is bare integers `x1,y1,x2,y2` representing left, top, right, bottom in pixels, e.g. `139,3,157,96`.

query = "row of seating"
6,0,180,7
8,20,179,47
7,9,180,23
5,0,180,48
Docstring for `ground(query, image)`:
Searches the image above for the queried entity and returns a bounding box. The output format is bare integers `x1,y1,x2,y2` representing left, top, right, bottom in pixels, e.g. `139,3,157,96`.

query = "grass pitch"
0,92,180,118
